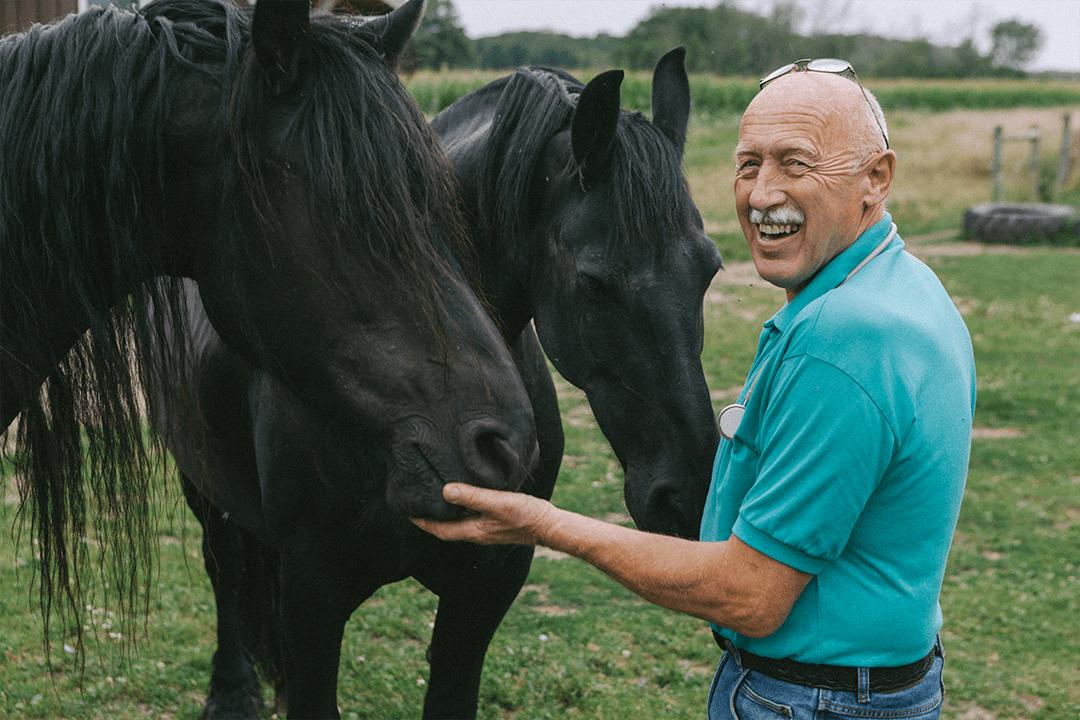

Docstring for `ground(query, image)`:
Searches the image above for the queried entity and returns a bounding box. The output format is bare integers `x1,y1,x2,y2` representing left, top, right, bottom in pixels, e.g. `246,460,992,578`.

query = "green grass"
3,95,1080,717
4,249,1077,719
406,71,1080,117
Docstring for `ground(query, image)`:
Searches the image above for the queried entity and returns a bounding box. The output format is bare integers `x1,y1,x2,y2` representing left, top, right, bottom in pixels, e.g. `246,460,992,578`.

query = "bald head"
746,72,888,168
732,70,896,300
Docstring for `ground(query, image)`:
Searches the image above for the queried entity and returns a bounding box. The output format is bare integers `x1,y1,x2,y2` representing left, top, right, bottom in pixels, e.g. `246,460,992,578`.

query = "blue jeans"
707,644,944,720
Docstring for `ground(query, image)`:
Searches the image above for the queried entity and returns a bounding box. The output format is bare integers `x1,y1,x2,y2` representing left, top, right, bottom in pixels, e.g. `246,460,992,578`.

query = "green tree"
989,19,1042,71
404,0,476,71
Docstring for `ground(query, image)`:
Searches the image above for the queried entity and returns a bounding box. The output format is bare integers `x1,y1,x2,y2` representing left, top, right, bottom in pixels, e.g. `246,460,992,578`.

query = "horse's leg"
421,544,534,719
422,328,563,719
277,538,368,720
181,474,264,720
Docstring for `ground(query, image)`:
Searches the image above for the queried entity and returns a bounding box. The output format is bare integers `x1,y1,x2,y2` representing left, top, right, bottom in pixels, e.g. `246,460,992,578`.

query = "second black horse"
167,47,723,719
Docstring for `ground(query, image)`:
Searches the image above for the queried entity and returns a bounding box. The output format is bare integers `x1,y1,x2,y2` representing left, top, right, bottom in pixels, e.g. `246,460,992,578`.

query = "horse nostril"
462,419,527,490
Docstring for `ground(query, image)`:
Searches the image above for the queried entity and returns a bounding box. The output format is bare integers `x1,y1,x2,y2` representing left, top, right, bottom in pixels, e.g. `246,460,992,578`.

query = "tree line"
406,0,1045,78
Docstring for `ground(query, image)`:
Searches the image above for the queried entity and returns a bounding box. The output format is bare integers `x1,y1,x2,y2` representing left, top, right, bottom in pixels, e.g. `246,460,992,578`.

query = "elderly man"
414,60,975,719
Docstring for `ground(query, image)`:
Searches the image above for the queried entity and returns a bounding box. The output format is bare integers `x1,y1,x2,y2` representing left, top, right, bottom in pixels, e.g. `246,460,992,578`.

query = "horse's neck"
460,188,534,341
437,136,535,341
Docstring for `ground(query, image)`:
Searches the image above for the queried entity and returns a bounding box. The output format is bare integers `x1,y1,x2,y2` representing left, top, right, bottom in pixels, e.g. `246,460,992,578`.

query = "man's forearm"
410,484,811,637
539,506,796,637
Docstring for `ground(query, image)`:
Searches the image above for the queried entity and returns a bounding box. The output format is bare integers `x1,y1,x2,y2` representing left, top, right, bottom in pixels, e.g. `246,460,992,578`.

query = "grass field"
405,71,1080,117
1,94,1079,718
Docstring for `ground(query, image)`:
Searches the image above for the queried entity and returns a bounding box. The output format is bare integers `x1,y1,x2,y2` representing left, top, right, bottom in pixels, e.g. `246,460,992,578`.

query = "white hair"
854,86,890,171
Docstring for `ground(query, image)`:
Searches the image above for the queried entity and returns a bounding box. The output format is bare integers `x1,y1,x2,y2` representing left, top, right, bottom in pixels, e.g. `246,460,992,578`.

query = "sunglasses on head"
759,58,890,150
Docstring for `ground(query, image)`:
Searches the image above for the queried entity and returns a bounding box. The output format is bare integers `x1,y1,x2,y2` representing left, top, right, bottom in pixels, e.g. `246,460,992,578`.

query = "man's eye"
736,160,759,173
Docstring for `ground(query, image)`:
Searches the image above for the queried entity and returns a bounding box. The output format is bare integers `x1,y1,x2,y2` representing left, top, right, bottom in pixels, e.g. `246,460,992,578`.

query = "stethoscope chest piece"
717,403,745,441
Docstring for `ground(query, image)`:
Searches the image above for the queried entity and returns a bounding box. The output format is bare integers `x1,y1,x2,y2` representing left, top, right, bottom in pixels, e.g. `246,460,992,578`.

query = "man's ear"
864,149,896,209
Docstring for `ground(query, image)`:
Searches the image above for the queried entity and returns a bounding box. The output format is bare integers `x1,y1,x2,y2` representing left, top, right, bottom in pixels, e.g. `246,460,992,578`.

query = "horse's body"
165,47,722,718
0,0,533,664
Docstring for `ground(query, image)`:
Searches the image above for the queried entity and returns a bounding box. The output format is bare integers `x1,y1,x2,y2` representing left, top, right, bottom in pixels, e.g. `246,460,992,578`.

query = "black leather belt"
712,631,938,694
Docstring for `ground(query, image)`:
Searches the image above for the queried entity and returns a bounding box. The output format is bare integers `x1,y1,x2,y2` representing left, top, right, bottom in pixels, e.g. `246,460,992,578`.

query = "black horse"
433,50,722,536
165,46,722,718
0,0,534,661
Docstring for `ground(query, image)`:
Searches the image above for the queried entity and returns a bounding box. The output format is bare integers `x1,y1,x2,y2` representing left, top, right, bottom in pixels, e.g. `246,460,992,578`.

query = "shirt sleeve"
733,354,896,574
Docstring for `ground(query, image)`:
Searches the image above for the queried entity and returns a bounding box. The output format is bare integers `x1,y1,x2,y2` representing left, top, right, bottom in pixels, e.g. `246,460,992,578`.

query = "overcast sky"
452,0,1080,72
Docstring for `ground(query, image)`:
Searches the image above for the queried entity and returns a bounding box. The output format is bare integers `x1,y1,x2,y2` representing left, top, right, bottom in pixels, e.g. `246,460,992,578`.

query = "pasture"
1,88,1079,718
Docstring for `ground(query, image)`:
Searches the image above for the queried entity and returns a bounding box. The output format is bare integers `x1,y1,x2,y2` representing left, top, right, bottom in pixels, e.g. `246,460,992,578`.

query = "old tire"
962,203,1080,246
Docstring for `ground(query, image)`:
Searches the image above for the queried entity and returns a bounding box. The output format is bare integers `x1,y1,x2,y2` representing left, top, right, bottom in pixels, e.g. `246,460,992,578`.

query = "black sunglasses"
759,58,889,150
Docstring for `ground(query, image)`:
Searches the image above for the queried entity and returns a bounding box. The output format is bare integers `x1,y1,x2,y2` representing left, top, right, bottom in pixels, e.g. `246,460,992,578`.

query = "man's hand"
411,483,557,546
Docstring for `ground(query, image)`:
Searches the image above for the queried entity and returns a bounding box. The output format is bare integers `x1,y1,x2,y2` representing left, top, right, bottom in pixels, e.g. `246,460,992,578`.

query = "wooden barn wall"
2,0,79,35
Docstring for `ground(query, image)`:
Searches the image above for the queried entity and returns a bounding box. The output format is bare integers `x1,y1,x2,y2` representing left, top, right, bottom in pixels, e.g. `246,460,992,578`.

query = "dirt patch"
521,583,550,601
1019,694,1046,713
532,604,577,617
3,476,23,506
561,454,587,469
678,657,716,678
563,402,597,429
710,261,764,288
1053,506,1080,532
710,385,745,403
909,241,1080,258
956,706,997,720
2,417,18,454
971,426,1024,440
534,547,570,561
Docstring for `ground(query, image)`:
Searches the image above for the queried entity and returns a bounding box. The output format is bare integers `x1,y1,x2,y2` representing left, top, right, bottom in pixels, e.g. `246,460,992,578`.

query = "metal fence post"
991,126,1003,203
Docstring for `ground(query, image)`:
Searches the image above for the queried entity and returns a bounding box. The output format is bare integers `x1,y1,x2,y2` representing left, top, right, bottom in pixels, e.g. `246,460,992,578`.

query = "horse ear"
571,69,624,187
252,0,310,92
363,0,426,68
651,47,690,155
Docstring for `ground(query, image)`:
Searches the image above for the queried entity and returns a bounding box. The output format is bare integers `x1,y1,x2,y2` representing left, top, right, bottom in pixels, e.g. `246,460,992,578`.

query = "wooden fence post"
1028,125,1041,200
991,125,1003,203
1056,113,1073,199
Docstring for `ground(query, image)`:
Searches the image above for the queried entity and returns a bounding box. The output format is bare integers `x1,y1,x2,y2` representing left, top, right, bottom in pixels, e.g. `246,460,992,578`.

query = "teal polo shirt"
701,213,975,666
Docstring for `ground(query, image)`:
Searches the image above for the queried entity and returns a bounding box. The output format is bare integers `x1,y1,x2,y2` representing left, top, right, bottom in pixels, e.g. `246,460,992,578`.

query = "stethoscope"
716,223,898,442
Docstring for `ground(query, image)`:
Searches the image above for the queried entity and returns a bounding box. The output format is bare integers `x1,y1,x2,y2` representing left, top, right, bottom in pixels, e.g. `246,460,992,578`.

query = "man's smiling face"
734,73,887,299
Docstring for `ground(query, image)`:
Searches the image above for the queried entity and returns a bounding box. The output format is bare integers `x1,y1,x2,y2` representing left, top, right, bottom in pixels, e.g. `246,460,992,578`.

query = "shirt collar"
766,212,897,334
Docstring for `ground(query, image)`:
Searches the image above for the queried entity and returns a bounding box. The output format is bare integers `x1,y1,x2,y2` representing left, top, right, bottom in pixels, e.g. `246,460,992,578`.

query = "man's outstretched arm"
412,483,810,638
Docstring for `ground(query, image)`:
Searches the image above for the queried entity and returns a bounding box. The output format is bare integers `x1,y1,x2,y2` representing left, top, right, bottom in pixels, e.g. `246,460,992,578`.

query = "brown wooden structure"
2,0,79,35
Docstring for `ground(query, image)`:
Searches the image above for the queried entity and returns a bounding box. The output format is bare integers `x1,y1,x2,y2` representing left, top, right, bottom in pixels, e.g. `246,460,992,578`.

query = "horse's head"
156,0,535,518
529,51,722,538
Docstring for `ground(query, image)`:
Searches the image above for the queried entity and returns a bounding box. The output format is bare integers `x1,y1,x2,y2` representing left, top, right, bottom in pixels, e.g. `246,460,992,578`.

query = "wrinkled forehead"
737,73,868,153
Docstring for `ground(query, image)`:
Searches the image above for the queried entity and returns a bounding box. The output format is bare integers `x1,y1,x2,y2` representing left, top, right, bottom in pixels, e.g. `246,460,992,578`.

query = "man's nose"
748,163,786,211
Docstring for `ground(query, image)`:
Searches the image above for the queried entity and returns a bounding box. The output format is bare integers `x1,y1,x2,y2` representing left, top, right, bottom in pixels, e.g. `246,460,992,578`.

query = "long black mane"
0,0,466,654
477,67,691,257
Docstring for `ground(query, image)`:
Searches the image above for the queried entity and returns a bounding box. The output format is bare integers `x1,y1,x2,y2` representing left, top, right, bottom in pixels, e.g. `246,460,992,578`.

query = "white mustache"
749,206,805,225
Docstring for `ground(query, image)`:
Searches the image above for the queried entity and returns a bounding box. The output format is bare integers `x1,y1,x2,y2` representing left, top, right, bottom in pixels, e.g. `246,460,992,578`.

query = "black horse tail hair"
236,533,283,693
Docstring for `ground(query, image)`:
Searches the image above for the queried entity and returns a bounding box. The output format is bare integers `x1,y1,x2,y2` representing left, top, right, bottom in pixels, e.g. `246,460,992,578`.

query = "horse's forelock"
227,12,471,341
